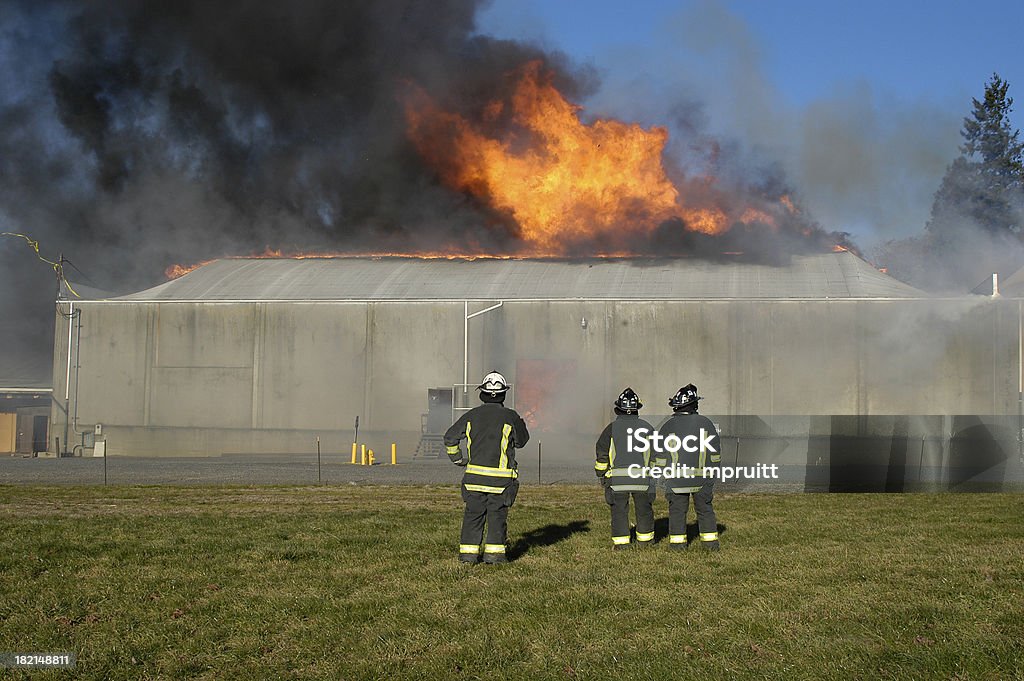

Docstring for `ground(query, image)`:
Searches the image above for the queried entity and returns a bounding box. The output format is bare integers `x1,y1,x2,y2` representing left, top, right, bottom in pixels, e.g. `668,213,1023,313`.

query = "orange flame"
164,248,526,280
404,61,773,254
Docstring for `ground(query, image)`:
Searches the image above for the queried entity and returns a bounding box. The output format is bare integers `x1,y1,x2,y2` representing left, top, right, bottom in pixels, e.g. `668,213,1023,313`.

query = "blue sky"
476,0,1024,243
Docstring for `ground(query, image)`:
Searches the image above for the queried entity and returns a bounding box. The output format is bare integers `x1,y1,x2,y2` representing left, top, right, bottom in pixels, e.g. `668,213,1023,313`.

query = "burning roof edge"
102,252,928,302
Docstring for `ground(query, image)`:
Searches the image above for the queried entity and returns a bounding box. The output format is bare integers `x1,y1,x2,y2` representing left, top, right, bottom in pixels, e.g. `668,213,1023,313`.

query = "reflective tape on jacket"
499,423,511,470
446,445,460,456
465,464,518,478
594,461,609,471
670,486,704,494
464,483,506,494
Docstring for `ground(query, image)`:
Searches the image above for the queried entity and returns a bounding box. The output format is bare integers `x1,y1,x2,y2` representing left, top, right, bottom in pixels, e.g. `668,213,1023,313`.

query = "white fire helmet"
478,371,510,395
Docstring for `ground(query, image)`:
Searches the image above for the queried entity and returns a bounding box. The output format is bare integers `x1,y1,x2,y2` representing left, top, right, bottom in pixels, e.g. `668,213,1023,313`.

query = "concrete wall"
51,297,1024,488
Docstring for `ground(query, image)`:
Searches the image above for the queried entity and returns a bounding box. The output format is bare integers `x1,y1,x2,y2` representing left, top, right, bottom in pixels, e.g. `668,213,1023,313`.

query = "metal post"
72,309,82,433
463,301,504,398
317,436,321,483
63,301,73,455
537,441,542,484
103,445,107,486
918,436,925,485
463,300,468,395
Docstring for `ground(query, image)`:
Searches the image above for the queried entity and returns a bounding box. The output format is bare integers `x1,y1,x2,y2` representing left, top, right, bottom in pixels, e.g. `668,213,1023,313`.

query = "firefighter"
595,388,656,549
444,371,530,564
660,384,721,550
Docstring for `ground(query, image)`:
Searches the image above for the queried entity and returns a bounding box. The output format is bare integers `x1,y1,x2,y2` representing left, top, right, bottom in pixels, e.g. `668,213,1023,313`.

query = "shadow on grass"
653,517,728,544
508,520,590,560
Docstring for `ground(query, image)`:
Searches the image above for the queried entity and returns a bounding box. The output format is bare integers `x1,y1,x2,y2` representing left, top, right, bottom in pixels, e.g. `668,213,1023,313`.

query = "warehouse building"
51,253,1023,489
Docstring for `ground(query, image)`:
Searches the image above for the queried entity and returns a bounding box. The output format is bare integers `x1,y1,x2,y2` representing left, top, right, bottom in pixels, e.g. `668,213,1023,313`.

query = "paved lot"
0,454,813,491
0,455,590,486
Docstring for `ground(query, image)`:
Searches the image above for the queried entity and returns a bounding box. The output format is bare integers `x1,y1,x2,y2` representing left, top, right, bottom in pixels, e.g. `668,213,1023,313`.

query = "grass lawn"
0,485,1022,680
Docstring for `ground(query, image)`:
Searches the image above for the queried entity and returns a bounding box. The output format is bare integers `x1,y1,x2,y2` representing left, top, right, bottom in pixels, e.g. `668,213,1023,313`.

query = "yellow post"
391,442,397,465
368,449,375,466
351,442,357,464
361,444,366,465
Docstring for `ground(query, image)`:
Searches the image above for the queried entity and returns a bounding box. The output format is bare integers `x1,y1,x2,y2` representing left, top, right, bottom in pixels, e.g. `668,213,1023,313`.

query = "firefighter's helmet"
614,387,643,412
478,371,510,396
669,384,701,411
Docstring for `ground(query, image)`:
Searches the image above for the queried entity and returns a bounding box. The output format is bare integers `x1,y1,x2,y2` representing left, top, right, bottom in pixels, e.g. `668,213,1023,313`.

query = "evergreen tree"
927,73,1024,240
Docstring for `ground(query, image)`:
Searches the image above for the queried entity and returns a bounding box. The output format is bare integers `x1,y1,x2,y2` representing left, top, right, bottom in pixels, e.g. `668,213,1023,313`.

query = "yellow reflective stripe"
446,445,460,455
710,455,721,463
610,484,651,492
669,535,688,544
464,484,505,494
608,438,616,469
594,461,609,471
700,532,719,542
459,544,481,554
636,531,654,542
465,464,517,478
611,535,631,545
483,544,506,554
499,423,511,469
465,421,472,462
671,486,703,494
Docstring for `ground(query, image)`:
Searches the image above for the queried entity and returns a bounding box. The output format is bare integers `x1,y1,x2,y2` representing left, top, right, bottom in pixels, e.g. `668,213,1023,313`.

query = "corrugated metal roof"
111,252,924,301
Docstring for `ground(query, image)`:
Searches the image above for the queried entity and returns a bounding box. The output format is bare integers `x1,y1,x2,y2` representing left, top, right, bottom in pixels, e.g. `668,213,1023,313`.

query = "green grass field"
0,485,1022,680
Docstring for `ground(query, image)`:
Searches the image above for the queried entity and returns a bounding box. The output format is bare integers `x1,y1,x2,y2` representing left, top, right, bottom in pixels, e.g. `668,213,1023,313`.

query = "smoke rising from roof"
1,0,847,378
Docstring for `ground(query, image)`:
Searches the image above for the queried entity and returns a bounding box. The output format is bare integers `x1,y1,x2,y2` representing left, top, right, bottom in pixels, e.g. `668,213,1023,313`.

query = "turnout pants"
605,485,655,545
459,481,519,558
666,481,718,545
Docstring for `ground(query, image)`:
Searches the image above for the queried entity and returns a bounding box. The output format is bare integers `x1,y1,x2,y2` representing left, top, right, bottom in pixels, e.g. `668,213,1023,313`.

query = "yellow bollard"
361,444,366,466
368,449,375,466
391,442,397,465
351,442,357,464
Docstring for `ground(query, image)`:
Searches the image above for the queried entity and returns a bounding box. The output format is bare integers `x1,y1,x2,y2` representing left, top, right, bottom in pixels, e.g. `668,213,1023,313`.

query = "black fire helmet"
614,387,643,412
669,383,701,411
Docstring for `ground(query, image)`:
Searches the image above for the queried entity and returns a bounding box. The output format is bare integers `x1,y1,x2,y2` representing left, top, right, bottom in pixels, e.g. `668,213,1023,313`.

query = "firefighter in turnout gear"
659,384,721,550
444,371,530,564
595,388,656,548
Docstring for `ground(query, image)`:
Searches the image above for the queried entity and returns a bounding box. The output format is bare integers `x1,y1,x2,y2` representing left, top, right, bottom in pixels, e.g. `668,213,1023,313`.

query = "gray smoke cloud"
584,0,963,245
0,0,849,379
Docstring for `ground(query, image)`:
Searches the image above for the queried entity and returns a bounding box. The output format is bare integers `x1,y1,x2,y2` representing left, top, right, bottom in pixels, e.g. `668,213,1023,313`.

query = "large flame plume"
404,61,780,254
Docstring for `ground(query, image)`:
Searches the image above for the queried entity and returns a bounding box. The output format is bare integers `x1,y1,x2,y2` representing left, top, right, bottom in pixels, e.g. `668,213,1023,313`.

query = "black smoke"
0,0,590,373
0,0,843,382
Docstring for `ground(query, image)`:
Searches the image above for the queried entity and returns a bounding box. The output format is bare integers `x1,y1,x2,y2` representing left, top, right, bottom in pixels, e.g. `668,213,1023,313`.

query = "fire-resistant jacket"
595,413,655,492
658,412,721,493
444,403,530,493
